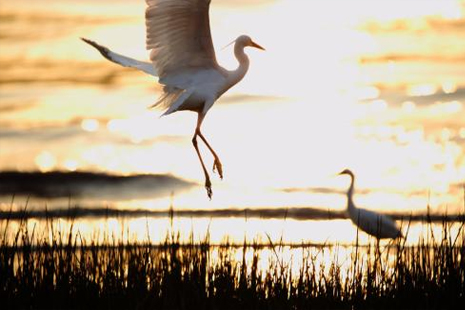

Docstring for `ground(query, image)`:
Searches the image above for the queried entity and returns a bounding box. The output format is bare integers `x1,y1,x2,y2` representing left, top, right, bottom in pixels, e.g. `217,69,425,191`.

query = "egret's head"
236,35,265,50
338,169,354,178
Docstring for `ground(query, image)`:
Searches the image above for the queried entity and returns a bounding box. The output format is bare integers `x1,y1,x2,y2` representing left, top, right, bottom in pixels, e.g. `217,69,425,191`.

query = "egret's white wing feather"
145,0,218,78
82,38,157,76
160,68,226,90
153,68,226,114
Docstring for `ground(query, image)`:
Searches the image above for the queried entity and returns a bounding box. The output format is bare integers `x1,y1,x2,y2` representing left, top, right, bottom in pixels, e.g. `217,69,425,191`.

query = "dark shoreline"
1,205,463,222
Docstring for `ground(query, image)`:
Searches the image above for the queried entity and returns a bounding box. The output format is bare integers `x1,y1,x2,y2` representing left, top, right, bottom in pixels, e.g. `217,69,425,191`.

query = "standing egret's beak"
250,41,265,51
337,169,353,177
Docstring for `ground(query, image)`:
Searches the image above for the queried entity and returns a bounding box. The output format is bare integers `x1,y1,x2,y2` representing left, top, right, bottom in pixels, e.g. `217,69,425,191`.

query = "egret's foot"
205,178,213,199
212,159,223,180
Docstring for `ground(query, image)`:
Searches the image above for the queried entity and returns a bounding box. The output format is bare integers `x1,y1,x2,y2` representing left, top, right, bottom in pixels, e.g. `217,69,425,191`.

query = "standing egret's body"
82,0,264,198
339,169,402,239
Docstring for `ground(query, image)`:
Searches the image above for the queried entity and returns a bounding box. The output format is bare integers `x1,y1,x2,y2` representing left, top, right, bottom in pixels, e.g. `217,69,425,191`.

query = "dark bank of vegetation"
0,211,464,309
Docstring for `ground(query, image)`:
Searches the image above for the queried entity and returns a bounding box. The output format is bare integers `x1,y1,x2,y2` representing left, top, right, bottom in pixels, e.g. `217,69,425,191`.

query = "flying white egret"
81,0,264,199
338,169,402,239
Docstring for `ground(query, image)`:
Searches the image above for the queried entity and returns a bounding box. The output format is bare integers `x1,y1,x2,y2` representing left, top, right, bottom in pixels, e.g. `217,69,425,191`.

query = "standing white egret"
338,169,402,239
81,0,264,198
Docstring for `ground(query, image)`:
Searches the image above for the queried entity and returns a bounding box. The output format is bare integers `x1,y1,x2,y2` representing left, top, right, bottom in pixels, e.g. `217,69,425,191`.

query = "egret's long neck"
222,43,249,94
346,174,356,212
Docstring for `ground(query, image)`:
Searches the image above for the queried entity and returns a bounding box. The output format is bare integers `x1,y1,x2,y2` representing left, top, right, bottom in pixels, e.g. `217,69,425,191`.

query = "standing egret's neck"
346,173,356,212
222,42,250,94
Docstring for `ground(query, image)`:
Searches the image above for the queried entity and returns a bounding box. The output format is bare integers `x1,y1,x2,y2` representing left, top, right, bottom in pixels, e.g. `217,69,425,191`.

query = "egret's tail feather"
162,89,194,116
150,91,182,110
81,37,157,77
150,88,194,117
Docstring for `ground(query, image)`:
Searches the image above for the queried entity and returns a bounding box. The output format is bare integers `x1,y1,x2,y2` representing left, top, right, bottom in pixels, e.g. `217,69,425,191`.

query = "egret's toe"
205,178,213,199
213,159,223,179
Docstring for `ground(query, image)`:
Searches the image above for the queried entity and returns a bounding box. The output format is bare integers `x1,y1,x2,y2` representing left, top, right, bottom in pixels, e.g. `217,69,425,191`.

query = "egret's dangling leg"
198,131,223,179
192,113,212,199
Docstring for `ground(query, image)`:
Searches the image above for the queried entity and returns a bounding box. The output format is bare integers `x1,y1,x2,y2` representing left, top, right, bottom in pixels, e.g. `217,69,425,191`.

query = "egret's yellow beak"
250,41,265,51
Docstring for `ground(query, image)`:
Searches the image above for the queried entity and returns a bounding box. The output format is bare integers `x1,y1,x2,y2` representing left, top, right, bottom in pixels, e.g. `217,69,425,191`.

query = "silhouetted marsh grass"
1,210,464,309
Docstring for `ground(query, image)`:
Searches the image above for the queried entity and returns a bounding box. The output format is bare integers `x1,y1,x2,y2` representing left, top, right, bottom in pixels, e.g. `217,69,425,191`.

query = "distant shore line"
0,205,463,222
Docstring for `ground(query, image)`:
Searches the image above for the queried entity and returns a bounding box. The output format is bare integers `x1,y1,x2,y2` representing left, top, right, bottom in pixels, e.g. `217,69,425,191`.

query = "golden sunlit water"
1,0,464,252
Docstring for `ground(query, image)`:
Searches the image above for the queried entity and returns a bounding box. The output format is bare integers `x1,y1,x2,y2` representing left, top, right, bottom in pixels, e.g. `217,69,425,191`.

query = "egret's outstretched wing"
81,38,157,76
145,0,219,78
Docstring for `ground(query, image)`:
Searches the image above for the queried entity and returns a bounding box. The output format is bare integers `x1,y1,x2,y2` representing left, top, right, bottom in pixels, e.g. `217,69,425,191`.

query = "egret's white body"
82,0,264,198
339,169,402,239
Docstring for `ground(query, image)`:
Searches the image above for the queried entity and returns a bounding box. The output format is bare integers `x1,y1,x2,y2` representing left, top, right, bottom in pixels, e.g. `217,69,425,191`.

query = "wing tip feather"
81,37,112,60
